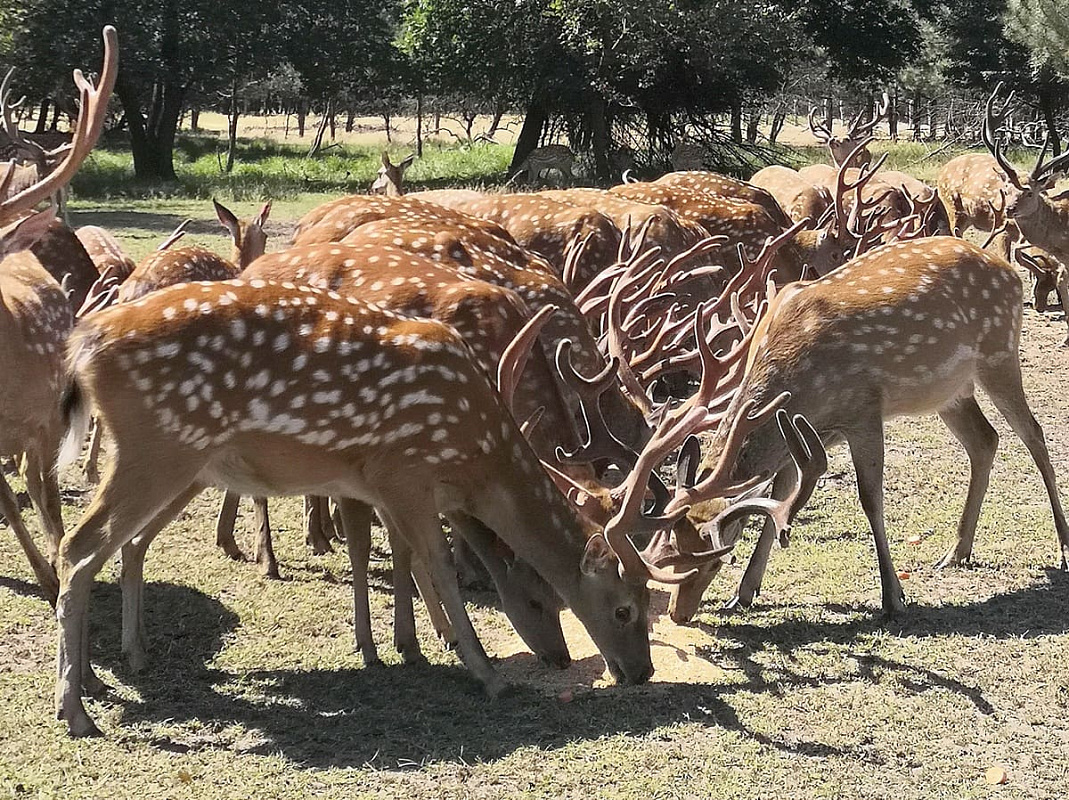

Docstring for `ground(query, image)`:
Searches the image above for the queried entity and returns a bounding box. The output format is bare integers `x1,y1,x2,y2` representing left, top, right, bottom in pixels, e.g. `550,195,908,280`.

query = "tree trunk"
1038,80,1062,156
225,82,239,173
115,73,184,181
384,109,393,143
745,105,760,143
730,101,743,143
190,107,201,131
769,109,787,144
345,109,355,133
888,87,898,141
328,109,336,141
415,95,423,157
509,96,549,177
297,99,307,137
486,104,504,139
308,99,332,156
49,102,62,131
34,99,49,133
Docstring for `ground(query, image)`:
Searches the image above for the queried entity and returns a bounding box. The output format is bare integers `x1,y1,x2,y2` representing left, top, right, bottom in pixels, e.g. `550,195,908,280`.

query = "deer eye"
615,606,632,623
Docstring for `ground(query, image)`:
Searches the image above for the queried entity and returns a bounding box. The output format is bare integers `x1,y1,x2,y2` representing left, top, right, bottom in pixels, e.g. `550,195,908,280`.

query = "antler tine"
807,106,832,143
1031,126,1069,183
0,26,118,222
553,339,647,470
497,304,558,414
704,410,827,548
157,218,192,251
982,83,1025,191
847,92,890,140
562,231,593,291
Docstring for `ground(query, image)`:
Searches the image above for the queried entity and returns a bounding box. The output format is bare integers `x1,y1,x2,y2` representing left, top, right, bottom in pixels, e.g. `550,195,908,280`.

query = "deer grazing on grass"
673,236,1069,616
0,27,116,604
53,267,743,736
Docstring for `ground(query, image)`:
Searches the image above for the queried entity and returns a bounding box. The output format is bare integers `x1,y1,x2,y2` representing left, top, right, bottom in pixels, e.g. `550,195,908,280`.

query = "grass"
3,134,1069,798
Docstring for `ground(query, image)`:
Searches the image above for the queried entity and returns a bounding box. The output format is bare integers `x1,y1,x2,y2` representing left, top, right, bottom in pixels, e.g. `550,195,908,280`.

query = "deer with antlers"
978,83,1069,344
53,261,738,735
809,93,890,167
0,26,116,604
673,236,1069,616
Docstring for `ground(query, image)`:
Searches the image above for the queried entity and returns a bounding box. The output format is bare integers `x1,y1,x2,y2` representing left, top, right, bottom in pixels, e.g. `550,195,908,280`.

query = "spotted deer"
654,170,794,228
749,165,834,224
808,93,890,167
241,241,590,667
510,144,575,185
418,191,623,290
609,181,844,279
75,225,136,286
669,141,705,171
0,26,116,604
370,152,415,196
53,269,718,736
979,84,1069,343
678,237,1069,616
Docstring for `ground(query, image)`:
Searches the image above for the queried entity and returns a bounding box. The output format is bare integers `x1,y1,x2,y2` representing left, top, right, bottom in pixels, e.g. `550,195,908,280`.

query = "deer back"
655,170,793,227
117,246,240,304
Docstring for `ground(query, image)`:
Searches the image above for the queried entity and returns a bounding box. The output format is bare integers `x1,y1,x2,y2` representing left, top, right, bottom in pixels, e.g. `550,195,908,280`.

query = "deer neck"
462,431,594,601
1016,195,1069,259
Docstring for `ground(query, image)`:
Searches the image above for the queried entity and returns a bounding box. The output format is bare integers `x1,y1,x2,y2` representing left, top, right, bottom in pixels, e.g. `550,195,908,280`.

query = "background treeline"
1,0,1066,181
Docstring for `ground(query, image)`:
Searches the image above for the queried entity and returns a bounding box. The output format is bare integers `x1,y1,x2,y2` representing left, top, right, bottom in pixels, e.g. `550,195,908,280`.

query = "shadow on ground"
69,568,1067,769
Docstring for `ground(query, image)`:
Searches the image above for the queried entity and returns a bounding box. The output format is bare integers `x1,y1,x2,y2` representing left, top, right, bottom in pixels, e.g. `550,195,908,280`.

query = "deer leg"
304,495,334,555
846,420,906,615
392,508,505,696
335,498,379,665
729,467,797,609
410,554,456,648
214,490,246,561
0,468,59,604
83,419,104,484
56,455,203,737
935,396,999,568
980,363,1069,570
317,495,337,542
119,484,204,672
22,444,65,562
1055,264,1069,347
384,524,423,664
251,497,279,578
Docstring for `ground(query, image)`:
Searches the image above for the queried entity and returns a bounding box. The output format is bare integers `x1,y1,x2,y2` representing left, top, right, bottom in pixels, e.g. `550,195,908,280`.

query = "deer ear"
254,200,272,228
580,534,617,576
381,151,393,168
399,154,416,171
0,208,56,257
214,198,240,241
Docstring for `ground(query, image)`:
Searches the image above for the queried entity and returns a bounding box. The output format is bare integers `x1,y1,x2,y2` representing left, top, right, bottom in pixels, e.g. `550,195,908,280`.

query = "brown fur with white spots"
53,279,679,737
511,144,575,185
339,218,651,449
292,193,517,250
936,153,1018,254
75,225,136,283
750,165,834,224
677,237,1069,618
609,181,843,279
242,242,589,666
422,192,623,290
655,170,794,228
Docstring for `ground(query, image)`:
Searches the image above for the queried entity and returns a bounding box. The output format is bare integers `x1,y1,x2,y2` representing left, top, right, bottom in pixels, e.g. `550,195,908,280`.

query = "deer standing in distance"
979,83,1069,344
52,265,745,736
0,25,117,605
509,143,576,185
673,236,1069,616
809,92,890,167
370,151,415,196
669,140,705,171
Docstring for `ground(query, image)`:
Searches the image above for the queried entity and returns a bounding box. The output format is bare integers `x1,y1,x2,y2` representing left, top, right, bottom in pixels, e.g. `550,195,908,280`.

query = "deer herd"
1,28,1067,738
